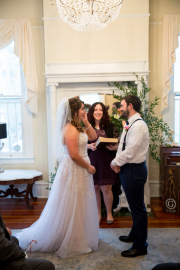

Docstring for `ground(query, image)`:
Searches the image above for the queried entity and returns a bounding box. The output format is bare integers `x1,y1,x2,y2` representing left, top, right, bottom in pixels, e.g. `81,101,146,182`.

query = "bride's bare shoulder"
66,124,78,135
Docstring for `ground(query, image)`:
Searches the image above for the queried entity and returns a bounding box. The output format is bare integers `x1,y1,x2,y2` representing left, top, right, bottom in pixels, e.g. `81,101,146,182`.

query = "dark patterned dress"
89,126,119,186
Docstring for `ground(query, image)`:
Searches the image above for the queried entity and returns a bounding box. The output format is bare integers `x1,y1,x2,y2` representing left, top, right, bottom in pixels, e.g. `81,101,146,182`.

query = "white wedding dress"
15,132,99,258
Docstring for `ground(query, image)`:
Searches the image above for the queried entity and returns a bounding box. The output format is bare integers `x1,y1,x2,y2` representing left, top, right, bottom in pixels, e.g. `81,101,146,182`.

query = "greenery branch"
46,167,57,190
109,74,173,163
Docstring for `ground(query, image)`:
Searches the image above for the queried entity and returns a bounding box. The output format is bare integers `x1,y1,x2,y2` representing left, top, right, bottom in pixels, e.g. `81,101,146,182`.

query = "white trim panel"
45,61,149,83
0,157,35,164
43,14,150,20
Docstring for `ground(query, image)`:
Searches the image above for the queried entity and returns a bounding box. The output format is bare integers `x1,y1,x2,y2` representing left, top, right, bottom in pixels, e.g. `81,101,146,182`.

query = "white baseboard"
0,180,162,199
149,180,163,197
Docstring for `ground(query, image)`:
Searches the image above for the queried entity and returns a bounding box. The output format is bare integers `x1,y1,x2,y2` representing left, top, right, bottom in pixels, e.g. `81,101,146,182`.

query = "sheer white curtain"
0,18,38,114
162,14,180,111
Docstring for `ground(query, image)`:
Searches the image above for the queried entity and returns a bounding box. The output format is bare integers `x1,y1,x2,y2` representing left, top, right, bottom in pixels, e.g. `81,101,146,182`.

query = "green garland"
109,75,173,163
46,167,57,190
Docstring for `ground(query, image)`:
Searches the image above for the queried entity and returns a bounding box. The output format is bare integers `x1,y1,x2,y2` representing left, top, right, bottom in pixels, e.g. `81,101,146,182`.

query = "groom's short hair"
123,95,141,113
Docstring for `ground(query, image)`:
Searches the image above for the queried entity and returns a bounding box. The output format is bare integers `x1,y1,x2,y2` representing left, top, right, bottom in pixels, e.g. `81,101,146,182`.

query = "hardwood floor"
0,197,180,229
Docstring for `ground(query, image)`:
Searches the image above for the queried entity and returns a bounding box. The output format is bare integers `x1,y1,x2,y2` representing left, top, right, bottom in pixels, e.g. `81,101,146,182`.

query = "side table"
0,170,43,209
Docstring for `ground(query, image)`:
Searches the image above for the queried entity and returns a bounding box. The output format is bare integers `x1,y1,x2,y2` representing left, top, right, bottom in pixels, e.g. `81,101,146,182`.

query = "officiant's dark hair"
87,102,110,129
123,95,141,113
69,98,84,132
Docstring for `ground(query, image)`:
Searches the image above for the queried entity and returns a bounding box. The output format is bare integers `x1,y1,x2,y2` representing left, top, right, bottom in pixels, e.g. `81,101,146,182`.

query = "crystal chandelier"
55,0,123,31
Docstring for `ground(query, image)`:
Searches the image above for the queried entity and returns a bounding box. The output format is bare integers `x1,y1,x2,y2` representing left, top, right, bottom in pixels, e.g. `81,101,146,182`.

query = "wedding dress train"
16,133,99,258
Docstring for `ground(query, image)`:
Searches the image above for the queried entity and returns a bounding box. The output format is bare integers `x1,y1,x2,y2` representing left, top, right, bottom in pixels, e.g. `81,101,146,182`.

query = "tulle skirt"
15,155,99,258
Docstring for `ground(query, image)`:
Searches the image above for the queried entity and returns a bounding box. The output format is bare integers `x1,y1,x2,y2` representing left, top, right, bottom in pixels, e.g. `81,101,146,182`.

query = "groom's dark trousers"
119,161,148,251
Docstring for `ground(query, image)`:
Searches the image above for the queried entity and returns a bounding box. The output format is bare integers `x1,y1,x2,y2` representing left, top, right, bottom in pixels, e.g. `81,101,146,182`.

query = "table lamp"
0,123,7,173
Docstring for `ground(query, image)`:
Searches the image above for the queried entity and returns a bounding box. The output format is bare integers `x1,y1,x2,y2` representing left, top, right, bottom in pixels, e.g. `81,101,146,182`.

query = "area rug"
101,206,155,217
12,228,180,270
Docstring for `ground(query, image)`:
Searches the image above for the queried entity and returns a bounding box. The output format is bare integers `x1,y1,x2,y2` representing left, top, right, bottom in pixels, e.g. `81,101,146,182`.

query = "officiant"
87,102,119,225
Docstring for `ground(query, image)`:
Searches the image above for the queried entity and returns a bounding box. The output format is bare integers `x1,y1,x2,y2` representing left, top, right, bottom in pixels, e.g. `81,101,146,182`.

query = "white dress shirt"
111,113,149,167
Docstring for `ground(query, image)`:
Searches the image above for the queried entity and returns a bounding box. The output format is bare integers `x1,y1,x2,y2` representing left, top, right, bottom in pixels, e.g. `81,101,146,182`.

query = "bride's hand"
87,165,96,174
89,143,97,151
81,111,88,125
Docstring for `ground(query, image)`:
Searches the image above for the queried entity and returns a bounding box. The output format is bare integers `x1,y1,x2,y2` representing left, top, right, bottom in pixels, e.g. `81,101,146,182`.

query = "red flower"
117,109,122,115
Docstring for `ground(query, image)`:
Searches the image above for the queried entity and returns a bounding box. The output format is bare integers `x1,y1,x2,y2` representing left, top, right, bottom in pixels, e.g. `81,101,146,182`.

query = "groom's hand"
110,163,120,173
114,166,120,173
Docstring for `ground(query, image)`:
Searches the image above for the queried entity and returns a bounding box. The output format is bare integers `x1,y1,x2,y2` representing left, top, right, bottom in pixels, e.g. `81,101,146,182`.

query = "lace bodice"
63,132,88,157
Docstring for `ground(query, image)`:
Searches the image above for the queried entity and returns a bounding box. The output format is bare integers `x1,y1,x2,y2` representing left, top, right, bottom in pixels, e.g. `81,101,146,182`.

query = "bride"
15,98,99,258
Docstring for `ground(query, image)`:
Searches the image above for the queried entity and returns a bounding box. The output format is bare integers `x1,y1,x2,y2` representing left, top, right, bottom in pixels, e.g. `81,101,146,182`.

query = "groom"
0,211,55,270
111,95,149,258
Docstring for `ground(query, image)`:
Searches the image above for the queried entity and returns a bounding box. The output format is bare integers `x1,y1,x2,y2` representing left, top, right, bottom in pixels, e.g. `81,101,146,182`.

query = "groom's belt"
123,161,146,167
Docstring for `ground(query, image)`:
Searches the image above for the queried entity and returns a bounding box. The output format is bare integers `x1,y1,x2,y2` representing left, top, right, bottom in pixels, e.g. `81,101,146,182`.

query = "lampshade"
0,123,7,139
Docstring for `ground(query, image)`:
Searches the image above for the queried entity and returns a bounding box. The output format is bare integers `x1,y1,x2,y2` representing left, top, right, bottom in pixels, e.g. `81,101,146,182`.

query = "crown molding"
43,14,150,21
44,61,149,84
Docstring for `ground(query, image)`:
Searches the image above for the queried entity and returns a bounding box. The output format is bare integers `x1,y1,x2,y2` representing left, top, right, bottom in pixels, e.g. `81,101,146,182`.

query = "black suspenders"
122,119,142,151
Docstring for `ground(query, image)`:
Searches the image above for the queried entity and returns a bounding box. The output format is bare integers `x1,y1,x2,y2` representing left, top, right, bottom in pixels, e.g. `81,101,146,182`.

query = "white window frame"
174,93,180,144
163,71,175,133
0,65,34,164
163,68,180,146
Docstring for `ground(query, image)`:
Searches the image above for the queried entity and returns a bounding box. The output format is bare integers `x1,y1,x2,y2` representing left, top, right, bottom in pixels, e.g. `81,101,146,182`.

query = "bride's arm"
84,123,97,141
81,112,97,141
65,125,96,174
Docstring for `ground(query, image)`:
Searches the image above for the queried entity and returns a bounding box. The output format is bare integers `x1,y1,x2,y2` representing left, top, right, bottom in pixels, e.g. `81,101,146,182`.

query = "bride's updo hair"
68,98,84,133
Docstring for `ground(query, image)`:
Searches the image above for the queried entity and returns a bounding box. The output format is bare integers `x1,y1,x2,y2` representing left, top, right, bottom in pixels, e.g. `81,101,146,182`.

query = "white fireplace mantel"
45,61,149,84
45,61,150,203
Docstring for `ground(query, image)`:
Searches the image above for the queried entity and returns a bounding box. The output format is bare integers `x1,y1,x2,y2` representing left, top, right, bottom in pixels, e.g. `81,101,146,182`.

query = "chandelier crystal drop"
56,0,123,31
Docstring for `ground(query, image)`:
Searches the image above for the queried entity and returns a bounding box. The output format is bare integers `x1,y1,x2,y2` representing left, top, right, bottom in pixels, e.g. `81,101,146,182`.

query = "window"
174,36,180,145
0,42,22,154
0,42,34,164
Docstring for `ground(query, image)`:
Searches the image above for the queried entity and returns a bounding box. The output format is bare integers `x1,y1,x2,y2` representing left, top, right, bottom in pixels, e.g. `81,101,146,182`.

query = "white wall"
43,0,149,63
0,0,49,197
